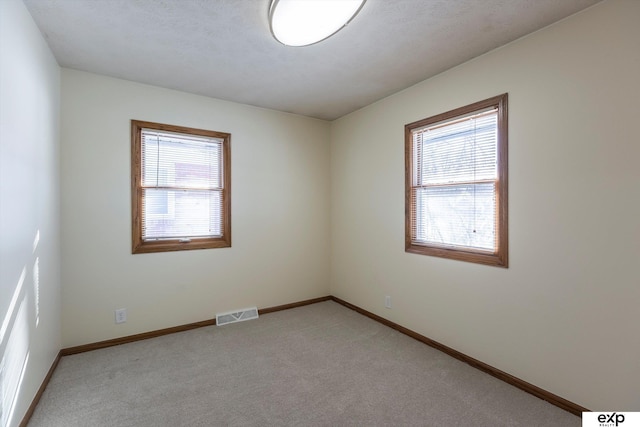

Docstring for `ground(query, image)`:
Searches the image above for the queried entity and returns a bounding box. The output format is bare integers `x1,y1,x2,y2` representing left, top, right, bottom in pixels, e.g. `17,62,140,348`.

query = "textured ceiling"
23,0,601,120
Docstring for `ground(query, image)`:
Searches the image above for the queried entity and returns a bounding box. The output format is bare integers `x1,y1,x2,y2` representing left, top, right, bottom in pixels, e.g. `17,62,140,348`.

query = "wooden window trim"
131,120,231,254
404,94,508,267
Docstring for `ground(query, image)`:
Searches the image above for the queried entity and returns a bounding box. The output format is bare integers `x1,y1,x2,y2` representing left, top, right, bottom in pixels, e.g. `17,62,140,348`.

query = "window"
131,120,231,253
405,94,508,267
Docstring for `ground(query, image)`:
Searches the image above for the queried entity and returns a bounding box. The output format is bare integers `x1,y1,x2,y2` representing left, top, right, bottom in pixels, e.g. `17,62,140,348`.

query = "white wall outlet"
384,295,392,309
115,308,127,324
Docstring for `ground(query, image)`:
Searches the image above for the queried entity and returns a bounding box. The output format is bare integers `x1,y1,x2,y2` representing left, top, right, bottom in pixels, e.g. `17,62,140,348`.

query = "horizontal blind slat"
410,107,499,252
412,183,496,251
142,130,223,190
142,189,222,240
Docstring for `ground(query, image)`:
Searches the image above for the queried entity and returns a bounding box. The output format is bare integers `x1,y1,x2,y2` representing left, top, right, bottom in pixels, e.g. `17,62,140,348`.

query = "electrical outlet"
385,295,392,309
115,308,127,324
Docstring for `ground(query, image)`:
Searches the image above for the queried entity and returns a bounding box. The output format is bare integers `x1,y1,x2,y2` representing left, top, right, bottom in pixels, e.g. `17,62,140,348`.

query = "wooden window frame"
405,94,508,267
131,120,231,254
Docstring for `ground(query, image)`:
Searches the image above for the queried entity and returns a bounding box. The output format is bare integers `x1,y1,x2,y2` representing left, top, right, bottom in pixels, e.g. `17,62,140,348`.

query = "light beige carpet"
28,301,580,426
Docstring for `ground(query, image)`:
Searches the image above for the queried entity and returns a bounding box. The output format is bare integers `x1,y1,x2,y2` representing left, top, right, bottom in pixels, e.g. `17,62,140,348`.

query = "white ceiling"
23,0,601,120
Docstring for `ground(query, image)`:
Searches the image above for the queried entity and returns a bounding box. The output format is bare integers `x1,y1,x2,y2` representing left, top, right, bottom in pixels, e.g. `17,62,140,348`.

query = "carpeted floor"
28,301,580,426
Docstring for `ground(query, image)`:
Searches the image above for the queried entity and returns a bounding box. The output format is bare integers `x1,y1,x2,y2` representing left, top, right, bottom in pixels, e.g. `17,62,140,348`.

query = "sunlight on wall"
33,230,41,327
0,298,30,426
0,240,37,427
0,229,46,426
33,258,40,328
32,230,39,254
0,268,26,348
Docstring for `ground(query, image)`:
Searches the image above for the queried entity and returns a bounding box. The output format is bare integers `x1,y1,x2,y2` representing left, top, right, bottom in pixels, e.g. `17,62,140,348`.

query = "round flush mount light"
269,0,367,47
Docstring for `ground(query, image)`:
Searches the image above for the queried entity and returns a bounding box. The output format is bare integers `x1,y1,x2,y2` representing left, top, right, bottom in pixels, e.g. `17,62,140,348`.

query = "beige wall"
60,70,331,347
330,0,640,411
0,0,62,425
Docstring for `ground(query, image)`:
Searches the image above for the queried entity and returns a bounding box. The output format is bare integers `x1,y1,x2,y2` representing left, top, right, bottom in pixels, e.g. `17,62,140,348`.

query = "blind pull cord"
155,134,161,187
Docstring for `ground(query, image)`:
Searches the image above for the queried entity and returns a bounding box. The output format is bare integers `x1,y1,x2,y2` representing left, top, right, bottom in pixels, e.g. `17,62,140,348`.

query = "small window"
405,94,508,267
131,120,231,253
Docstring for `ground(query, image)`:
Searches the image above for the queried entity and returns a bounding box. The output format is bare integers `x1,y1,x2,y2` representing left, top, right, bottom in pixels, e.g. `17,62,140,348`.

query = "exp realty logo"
583,412,640,427
598,413,626,426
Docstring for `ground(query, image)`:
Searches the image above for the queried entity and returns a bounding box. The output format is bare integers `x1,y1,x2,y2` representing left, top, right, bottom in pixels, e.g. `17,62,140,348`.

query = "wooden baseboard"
330,296,588,417
19,351,62,427
258,295,331,315
61,296,332,356
61,318,217,355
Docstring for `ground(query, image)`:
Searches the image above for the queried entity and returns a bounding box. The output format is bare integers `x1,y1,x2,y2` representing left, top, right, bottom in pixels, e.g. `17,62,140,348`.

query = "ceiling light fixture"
269,0,367,47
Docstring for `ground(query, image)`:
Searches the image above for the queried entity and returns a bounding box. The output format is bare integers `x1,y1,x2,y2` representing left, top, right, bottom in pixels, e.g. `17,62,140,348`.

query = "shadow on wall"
0,229,41,426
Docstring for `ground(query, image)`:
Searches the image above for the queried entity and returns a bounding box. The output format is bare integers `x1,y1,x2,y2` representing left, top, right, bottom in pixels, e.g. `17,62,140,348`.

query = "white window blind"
141,128,224,241
411,108,498,251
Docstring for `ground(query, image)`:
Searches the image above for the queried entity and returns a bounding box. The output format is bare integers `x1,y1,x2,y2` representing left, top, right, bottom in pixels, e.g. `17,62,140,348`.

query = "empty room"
1,0,638,425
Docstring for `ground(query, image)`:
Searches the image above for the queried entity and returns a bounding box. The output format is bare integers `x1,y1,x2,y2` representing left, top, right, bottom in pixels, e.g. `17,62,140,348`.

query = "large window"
131,120,231,253
405,94,508,267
